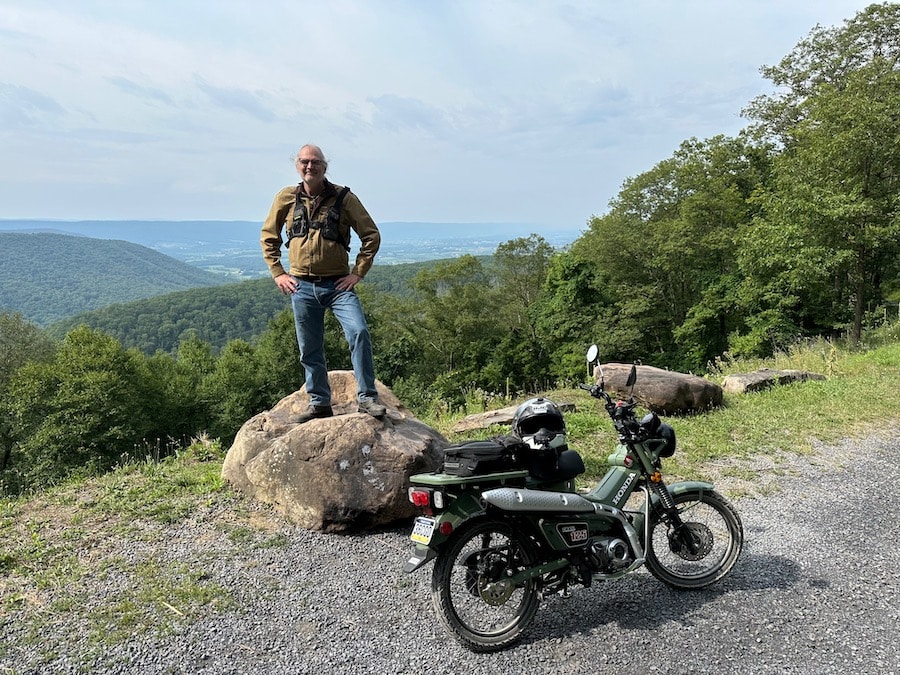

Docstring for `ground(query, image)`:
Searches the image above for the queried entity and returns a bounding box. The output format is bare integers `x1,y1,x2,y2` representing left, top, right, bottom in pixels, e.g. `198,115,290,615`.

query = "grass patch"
85,438,228,525
675,342,900,463
87,560,234,645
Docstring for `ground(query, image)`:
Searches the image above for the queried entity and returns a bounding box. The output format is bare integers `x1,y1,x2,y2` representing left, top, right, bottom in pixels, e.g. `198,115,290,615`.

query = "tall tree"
255,308,304,404
562,135,769,370
202,339,266,442
533,253,605,380
382,255,506,405
741,3,900,344
744,2,900,147
488,235,555,391
493,235,554,339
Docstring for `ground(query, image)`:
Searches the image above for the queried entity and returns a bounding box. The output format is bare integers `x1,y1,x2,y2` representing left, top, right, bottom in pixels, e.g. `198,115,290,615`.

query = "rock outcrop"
221,371,446,532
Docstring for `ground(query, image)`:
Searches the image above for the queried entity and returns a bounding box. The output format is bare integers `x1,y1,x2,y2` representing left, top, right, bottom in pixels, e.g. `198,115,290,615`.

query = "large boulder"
221,371,446,532
722,368,826,394
597,363,723,414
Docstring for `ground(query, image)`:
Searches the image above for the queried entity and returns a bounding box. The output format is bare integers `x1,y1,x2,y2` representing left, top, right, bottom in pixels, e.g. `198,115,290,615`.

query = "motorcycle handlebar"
581,383,644,437
579,383,611,402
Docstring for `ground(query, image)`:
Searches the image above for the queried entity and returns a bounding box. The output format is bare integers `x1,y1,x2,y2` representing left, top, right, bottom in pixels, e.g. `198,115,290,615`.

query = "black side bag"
441,440,520,477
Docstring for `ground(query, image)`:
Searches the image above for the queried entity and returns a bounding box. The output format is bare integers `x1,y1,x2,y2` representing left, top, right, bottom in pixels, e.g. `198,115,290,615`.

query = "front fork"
650,480,711,556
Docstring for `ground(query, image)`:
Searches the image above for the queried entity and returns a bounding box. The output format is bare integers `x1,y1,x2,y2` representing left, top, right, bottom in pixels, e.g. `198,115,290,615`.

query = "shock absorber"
653,481,676,511
653,482,694,551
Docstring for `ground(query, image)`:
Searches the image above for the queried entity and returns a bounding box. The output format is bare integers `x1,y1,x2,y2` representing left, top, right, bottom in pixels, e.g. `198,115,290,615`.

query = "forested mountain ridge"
42,256,466,354
0,233,230,326
44,278,288,352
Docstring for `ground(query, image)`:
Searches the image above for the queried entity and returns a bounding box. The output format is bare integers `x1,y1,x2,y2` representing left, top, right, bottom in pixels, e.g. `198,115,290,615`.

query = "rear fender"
402,491,486,574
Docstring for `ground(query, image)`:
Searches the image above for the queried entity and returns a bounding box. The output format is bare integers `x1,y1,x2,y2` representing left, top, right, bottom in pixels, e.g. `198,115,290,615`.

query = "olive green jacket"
260,180,381,279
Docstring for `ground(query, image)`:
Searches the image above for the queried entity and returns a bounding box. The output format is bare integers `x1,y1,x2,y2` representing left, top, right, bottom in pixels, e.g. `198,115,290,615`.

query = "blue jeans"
290,277,377,407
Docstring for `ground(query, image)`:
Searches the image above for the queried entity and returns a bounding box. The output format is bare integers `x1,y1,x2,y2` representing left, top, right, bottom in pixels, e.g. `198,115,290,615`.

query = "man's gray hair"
298,144,328,170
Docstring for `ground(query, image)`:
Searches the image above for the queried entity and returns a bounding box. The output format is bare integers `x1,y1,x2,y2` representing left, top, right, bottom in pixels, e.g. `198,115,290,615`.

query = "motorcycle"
402,345,743,652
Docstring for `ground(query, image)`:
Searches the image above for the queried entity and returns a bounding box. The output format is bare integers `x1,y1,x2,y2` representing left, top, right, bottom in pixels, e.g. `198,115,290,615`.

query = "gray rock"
722,368,826,394
451,402,576,433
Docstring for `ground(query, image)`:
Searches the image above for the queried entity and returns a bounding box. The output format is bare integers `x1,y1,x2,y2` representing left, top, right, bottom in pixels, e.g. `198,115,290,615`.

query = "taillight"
407,487,445,512
409,488,431,507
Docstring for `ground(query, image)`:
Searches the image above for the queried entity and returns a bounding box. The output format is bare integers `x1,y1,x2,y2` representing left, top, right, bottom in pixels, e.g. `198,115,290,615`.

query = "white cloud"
0,0,878,224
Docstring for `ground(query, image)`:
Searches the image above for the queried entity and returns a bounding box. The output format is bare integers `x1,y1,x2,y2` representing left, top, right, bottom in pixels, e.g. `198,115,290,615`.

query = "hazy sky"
0,1,876,228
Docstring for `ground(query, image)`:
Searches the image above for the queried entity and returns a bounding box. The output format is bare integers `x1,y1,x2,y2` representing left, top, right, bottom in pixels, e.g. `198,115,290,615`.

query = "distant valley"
0,219,582,279
38,258,453,354
1,221,581,339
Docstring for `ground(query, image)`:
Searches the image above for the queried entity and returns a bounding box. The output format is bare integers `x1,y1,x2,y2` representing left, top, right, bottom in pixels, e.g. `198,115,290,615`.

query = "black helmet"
512,397,566,438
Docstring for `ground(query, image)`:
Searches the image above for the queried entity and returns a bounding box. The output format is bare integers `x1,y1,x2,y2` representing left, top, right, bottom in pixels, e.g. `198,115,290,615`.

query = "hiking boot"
357,399,386,418
293,404,333,424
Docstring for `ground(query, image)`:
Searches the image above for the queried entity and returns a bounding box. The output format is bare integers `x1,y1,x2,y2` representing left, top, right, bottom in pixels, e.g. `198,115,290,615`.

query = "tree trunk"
0,440,10,476
852,259,866,345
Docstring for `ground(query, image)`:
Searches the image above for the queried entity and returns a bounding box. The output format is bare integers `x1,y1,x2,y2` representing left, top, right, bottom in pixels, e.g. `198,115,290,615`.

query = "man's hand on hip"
274,273,298,295
336,273,362,291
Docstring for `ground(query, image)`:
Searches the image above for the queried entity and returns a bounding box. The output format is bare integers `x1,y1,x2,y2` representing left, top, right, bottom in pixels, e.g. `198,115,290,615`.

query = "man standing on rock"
260,144,385,423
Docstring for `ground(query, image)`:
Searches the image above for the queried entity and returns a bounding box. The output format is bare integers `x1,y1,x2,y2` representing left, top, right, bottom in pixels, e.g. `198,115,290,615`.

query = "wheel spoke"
431,520,540,651
645,490,743,589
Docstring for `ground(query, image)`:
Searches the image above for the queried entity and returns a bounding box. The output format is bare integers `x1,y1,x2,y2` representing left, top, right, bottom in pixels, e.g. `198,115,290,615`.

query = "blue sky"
0,1,875,228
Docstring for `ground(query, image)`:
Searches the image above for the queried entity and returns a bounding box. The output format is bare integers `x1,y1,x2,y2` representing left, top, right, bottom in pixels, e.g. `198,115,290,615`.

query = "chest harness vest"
286,185,352,252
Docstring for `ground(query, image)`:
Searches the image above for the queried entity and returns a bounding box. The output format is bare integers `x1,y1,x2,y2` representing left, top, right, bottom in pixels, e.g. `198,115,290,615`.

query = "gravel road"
3,433,898,675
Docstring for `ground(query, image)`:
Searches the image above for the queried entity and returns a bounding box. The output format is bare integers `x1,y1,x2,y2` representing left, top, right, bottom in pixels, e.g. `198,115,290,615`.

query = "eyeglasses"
296,158,324,167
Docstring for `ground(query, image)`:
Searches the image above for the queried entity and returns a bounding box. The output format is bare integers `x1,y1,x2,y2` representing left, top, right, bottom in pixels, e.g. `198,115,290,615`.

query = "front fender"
669,480,715,496
649,480,715,510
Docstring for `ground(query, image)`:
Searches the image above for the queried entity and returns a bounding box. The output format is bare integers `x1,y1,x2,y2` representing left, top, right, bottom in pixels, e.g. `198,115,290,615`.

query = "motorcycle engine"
587,536,632,573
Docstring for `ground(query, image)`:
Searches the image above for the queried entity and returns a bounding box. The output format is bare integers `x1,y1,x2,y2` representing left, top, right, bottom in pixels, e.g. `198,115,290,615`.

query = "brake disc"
668,522,713,561
478,578,515,606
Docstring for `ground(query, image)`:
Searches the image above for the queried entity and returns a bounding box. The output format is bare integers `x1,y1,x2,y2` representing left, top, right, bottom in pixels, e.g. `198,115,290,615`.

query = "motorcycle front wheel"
431,518,540,652
645,488,743,589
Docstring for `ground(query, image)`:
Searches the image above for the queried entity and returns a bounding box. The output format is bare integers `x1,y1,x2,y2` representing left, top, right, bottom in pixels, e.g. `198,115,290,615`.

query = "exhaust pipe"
482,487,596,513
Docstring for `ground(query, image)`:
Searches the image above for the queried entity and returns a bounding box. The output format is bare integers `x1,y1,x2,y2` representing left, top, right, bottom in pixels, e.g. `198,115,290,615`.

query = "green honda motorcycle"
403,345,743,652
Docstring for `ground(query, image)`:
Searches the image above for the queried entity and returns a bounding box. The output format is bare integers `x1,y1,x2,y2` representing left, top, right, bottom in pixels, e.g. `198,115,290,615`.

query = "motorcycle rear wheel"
431,518,540,652
645,488,743,589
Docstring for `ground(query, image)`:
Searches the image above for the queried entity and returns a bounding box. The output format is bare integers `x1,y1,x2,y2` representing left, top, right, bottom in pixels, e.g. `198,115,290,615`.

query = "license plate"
410,516,436,545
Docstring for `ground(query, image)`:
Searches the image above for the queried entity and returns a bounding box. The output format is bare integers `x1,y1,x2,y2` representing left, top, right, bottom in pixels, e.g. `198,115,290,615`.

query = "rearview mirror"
586,344,599,364
626,363,637,388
